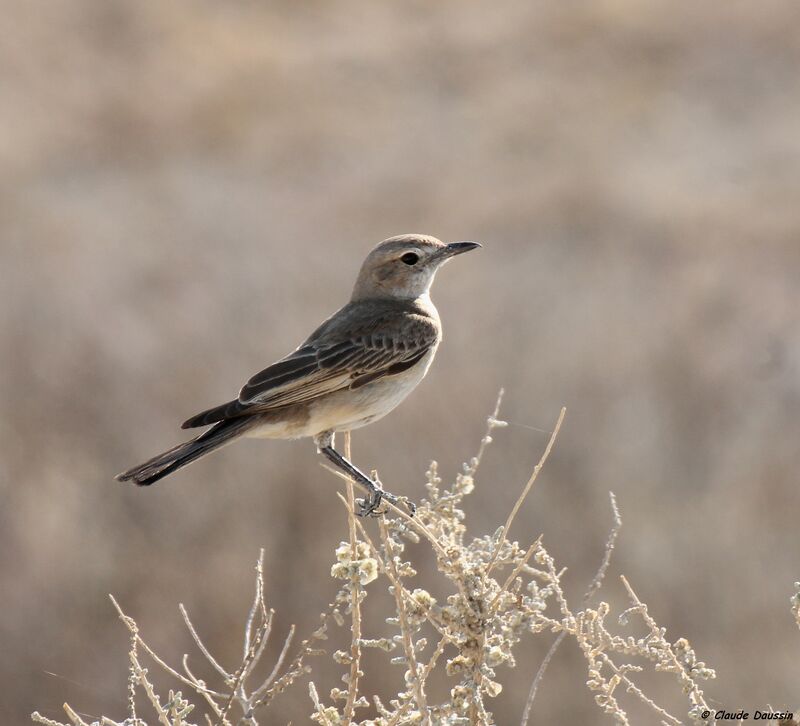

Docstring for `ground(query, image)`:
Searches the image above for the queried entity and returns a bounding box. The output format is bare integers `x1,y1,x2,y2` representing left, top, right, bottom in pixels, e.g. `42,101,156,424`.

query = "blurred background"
3,1,799,723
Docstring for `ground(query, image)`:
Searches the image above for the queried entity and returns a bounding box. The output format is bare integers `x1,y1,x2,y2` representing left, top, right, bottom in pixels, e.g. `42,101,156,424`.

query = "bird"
116,234,481,515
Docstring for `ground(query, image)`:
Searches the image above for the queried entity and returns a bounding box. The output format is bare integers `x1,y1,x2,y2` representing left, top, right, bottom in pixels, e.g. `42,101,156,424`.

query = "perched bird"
117,234,480,515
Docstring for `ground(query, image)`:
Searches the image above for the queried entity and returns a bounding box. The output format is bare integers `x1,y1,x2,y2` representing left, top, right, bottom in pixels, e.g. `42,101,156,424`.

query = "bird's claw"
354,477,415,517
355,490,416,518
356,495,386,517
357,477,388,517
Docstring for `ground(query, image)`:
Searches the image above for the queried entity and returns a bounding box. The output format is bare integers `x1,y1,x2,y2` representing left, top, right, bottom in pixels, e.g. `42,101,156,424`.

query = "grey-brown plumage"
181,297,439,429
117,234,480,514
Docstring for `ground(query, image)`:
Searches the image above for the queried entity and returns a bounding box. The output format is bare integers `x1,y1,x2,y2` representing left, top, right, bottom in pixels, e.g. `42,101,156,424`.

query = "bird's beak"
441,241,482,259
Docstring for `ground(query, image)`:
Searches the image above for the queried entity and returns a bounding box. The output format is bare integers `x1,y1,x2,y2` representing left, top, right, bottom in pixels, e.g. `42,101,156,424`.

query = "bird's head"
351,234,480,301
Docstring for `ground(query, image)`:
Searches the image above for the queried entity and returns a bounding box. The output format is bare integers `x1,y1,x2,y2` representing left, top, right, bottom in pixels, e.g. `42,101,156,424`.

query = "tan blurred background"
3,1,800,723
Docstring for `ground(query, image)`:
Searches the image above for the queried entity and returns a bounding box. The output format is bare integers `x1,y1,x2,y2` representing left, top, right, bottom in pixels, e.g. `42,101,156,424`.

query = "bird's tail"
116,418,251,486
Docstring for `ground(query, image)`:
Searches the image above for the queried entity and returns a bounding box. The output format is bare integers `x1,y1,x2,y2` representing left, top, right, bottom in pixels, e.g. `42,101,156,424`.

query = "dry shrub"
38,394,798,726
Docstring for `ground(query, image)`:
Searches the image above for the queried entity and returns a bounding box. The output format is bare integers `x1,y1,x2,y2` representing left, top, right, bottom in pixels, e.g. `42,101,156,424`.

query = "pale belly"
244,344,438,440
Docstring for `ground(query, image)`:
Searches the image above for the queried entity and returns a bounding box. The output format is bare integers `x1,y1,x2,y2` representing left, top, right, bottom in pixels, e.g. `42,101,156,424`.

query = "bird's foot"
356,494,384,517
319,444,417,517
354,472,415,517
356,474,391,517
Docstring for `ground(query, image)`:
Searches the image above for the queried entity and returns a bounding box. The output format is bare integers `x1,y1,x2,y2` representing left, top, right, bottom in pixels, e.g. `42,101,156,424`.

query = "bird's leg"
314,432,413,516
319,445,396,516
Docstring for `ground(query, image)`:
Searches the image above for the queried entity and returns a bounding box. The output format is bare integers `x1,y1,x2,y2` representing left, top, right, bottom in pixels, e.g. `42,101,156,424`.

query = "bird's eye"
401,252,420,265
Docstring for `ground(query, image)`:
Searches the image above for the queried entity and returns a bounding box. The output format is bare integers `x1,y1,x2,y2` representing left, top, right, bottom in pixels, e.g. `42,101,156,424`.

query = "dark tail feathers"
181,398,247,429
116,418,250,486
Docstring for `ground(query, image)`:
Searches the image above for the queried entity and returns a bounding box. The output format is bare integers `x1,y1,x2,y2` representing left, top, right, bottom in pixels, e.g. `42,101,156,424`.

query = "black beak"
443,241,482,258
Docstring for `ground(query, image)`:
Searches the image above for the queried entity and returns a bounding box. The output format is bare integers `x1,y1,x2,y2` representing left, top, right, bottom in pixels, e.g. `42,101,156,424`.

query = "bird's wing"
237,312,438,408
